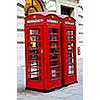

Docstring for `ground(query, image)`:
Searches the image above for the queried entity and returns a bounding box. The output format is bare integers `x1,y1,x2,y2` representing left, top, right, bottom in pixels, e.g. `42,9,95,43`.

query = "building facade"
17,0,83,89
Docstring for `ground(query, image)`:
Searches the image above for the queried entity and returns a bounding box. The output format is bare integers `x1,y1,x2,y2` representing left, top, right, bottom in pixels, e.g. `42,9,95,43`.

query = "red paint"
78,47,81,55
24,13,77,91
60,16,77,85
25,13,62,91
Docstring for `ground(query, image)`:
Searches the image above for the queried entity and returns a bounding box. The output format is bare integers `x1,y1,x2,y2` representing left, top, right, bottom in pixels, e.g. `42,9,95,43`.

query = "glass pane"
71,65,74,68
51,68,59,80
51,68,57,73
31,68,38,75
68,53,72,57
30,42,40,48
30,36,40,41
50,48,58,53
72,70,74,74
68,58,74,63
51,61,58,66
67,36,74,40
30,62,39,66
68,42,74,47
49,28,60,80
68,65,72,69
68,64,74,69
28,62,40,80
68,70,72,75
49,28,58,34
30,29,39,34
51,73,59,79
67,30,74,35
50,42,58,47
29,49,38,54
68,58,72,63
29,55,38,60
68,64,75,75
50,36,58,40
50,54,58,59
68,70,74,75
30,75,40,80
68,48,72,53
68,53,73,57
28,28,41,81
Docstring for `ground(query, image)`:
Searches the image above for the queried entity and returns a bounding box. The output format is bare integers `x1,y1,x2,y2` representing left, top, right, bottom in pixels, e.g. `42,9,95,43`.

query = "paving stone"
17,81,83,100
66,95,83,100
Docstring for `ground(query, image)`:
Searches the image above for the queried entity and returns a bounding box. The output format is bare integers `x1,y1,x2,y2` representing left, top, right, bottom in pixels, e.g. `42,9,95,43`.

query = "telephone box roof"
58,15,69,19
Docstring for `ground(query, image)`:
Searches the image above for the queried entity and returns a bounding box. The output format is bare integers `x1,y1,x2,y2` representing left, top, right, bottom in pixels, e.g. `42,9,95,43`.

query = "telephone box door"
63,26,77,84
25,26,44,89
46,26,62,89
67,27,77,84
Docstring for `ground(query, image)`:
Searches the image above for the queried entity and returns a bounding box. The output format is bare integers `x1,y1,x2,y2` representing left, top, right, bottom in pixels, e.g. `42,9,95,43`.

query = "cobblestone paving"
17,58,83,100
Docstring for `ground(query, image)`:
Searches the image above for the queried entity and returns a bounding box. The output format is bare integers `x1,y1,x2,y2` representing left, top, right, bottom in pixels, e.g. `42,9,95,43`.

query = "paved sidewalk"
17,82,82,100
17,58,83,100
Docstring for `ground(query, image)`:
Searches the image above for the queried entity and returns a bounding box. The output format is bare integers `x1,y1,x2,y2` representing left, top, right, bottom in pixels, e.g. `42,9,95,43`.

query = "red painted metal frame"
24,13,62,91
61,16,77,85
45,14,62,89
25,14,45,90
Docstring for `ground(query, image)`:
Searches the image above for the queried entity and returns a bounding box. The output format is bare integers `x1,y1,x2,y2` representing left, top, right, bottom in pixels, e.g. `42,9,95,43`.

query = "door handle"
41,49,43,54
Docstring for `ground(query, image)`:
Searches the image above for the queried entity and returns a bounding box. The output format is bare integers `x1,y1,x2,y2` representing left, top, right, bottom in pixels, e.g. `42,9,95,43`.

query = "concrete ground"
17,58,83,100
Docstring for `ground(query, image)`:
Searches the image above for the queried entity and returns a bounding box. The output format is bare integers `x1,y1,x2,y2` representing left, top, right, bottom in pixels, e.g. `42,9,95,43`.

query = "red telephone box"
24,12,62,91
60,15,77,85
